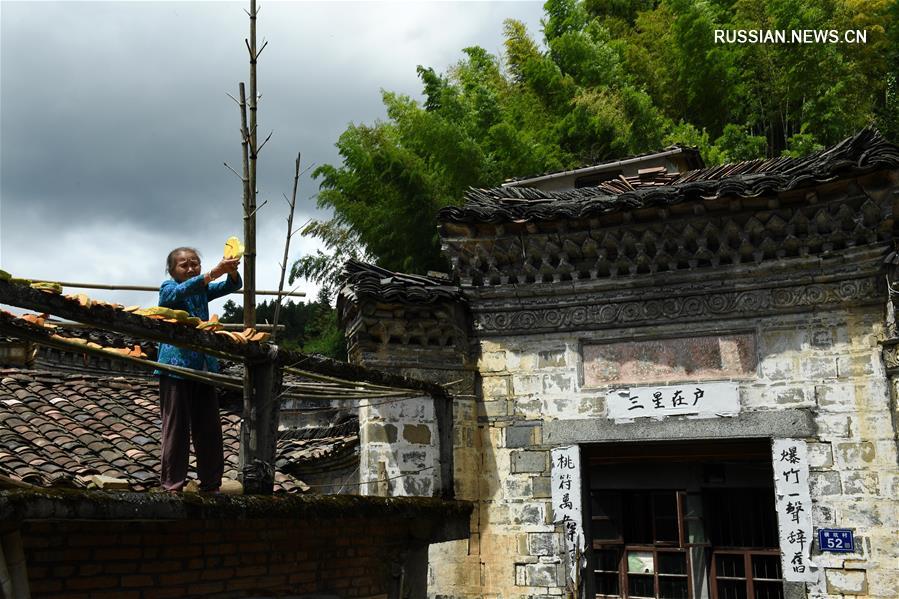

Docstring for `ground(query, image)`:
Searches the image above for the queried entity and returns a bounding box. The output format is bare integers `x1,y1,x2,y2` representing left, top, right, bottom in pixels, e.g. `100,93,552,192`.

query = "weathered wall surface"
427,306,899,599
359,395,442,498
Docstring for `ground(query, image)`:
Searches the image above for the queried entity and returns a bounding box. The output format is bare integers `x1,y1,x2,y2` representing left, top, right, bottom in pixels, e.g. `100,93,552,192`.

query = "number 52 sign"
818,529,854,553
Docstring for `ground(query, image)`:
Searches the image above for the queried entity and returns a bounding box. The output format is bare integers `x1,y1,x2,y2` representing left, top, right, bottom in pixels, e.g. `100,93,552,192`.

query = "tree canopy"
294,0,896,290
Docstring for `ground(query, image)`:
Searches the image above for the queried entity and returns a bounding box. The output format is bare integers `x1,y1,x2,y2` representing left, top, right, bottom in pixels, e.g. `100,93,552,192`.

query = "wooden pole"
239,81,255,328
24,281,304,297
245,0,258,329
272,153,301,343
239,355,281,494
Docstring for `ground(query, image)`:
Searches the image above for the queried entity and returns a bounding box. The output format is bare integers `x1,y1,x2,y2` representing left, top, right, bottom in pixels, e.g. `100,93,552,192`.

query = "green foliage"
296,0,895,292
220,293,346,359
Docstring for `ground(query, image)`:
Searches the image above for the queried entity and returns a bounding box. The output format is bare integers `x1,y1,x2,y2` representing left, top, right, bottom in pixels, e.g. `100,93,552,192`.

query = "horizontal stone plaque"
583,333,756,387
607,381,740,421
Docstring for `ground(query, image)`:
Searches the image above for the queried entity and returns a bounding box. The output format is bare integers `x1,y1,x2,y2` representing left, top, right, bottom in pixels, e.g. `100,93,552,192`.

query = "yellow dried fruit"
123,305,141,313
30,281,63,294
135,306,191,321
224,236,245,259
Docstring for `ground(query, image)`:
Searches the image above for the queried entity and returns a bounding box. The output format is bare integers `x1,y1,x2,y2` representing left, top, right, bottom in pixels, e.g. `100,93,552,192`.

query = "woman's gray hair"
165,247,201,275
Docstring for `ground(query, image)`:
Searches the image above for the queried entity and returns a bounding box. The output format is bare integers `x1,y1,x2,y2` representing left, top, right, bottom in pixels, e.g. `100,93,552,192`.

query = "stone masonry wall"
427,305,899,599
359,395,441,497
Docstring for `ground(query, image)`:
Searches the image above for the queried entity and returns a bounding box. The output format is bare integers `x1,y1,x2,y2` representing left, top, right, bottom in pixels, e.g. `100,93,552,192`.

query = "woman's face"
170,251,201,282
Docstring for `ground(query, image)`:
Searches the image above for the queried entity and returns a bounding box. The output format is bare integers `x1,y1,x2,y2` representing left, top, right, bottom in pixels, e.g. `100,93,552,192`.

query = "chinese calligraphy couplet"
551,445,585,584
607,381,740,421
771,439,818,583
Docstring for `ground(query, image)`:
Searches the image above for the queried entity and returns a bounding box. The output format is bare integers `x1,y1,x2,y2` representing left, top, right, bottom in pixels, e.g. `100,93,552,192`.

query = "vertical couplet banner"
771,438,818,583
551,445,585,584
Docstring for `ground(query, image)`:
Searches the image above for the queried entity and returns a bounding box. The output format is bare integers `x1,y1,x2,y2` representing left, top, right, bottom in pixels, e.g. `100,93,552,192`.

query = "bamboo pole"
245,0,258,329
239,81,254,326
272,153,301,342
30,281,304,297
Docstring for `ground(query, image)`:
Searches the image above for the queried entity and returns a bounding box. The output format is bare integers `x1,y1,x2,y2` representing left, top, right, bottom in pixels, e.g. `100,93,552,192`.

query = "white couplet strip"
771,439,818,582
551,445,585,582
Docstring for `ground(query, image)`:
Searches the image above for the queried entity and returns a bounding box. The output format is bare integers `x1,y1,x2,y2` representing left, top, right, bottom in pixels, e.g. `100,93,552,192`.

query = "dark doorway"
584,439,783,599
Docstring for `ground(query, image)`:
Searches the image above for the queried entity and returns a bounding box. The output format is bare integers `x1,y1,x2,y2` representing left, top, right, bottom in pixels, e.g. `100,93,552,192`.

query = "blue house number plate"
818,528,854,553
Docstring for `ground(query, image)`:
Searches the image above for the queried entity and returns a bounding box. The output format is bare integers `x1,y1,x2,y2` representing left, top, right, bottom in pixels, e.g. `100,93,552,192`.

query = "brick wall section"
22,516,416,598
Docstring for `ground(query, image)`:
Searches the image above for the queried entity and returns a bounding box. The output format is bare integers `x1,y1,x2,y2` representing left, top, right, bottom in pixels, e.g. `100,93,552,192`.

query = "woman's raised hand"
209,257,241,280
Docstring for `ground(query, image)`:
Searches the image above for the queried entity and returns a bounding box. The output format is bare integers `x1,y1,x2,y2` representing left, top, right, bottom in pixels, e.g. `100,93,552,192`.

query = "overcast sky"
0,0,545,313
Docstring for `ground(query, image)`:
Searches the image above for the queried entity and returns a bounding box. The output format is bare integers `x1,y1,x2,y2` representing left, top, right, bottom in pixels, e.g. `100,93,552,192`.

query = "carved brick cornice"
471,275,882,336
441,177,896,288
881,339,899,374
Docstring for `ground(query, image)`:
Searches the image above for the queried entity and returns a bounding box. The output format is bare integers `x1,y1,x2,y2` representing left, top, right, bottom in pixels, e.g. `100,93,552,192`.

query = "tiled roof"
501,145,704,185
0,368,357,493
440,128,899,224
338,259,463,309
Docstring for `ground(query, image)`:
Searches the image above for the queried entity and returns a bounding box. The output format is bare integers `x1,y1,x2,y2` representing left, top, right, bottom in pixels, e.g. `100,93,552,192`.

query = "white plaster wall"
358,395,441,497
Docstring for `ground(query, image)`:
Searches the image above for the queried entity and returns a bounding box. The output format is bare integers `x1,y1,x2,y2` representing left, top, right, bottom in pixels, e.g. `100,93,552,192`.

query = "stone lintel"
543,409,815,445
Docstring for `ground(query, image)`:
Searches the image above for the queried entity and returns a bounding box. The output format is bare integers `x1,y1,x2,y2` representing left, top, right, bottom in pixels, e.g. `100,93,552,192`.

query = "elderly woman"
156,247,241,493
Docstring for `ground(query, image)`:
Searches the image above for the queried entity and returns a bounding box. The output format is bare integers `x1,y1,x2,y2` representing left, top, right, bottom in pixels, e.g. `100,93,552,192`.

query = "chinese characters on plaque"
607,381,740,421
771,439,818,582
551,446,585,583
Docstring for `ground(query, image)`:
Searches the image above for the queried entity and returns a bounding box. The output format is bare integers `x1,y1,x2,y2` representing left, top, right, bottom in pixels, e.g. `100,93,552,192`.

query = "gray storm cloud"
1,1,544,305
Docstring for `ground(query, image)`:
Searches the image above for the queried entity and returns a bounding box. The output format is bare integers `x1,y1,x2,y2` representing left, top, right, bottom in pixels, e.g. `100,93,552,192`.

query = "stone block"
515,563,559,587
809,328,833,348
506,424,541,449
815,382,856,412
543,373,573,394
511,450,547,474
503,476,532,500
841,471,879,495
403,424,432,445
538,350,566,368
807,442,834,469
454,399,476,422
511,503,545,526
825,569,867,595
478,400,508,419
771,386,815,407
815,413,851,438
578,395,602,416
364,422,397,443
479,350,508,373
400,449,427,469
512,397,543,420
532,476,551,499
809,471,842,495
812,503,836,526
866,569,899,598
512,374,543,396
880,471,899,498
512,352,539,372
852,411,896,440
481,376,510,398
758,356,796,381
801,356,838,380
759,328,805,355
528,532,556,556
546,396,580,419
397,474,432,496
834,497,887,527
835,442,876,469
